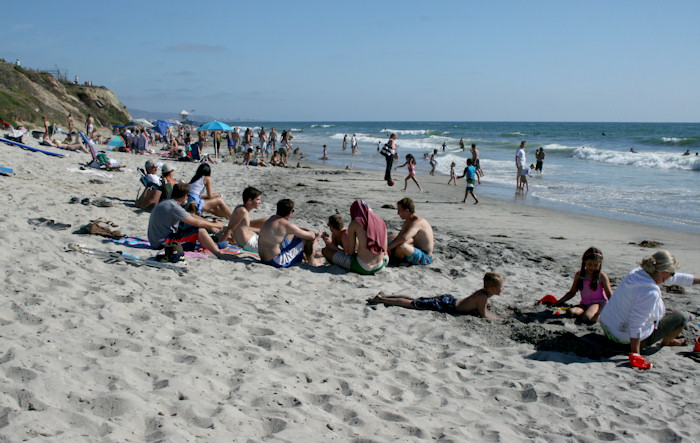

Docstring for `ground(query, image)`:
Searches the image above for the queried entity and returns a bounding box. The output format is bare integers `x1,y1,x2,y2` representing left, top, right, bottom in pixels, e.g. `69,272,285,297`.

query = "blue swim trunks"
404,248,432,265
411,295,457,313
262,237,305,268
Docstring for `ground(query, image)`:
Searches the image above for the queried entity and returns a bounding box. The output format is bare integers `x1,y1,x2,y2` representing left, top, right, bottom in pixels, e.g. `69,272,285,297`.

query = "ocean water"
228,122,700,234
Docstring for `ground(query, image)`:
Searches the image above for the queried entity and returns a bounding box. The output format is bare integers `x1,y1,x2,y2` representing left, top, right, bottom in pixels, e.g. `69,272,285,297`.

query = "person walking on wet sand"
447,162,457,185
368,272,504,320
458,158,480,204
429,149,438,175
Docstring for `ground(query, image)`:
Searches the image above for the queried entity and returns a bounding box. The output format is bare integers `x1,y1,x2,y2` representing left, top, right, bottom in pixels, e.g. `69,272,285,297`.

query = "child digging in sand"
554,247,613,323
367,272,504,320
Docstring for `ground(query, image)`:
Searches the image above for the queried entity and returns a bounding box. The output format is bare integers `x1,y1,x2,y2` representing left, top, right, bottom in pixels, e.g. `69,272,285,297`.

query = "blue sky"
4,1,699,122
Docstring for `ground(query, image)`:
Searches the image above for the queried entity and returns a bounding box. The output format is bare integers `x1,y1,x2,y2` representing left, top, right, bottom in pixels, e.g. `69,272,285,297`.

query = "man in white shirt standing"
515,141,526,188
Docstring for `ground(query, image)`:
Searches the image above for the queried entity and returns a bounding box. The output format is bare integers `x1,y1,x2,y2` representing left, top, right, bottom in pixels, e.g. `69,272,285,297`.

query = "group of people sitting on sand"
146,172,434,273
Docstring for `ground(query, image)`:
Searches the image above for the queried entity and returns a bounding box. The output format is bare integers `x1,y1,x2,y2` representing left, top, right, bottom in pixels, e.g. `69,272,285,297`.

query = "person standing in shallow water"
471,144,483,178
269,127,277,150
515,141,526,188
535,147,545,173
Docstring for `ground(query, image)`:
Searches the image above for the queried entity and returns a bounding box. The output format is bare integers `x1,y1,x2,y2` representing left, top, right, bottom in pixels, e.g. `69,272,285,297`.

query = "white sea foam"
311,124,334,128
661,137,687,143
540,143,577,152
573,147,700,170
381,128,427,136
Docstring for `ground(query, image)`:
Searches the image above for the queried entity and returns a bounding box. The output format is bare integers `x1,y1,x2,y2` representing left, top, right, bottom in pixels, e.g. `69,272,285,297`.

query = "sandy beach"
1,138,698,441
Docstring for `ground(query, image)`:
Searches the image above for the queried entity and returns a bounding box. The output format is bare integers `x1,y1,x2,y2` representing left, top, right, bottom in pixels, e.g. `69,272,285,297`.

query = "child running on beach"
396,154,423,192
367,272,504,320
429,149,438,175
457,158,480,204
447,161,457,185
554,247,613,323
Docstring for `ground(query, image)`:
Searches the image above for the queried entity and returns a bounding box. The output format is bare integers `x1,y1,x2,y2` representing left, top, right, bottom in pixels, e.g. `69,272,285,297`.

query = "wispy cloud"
164,43,226,53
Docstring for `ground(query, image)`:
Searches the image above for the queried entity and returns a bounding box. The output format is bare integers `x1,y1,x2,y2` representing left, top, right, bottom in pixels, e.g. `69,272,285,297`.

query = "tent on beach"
107,135,126,148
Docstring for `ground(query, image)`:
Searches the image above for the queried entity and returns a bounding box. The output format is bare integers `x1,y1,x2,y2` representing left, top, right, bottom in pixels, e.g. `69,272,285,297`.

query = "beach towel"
350,199,387,255
67,168,113,178
108,235,259,258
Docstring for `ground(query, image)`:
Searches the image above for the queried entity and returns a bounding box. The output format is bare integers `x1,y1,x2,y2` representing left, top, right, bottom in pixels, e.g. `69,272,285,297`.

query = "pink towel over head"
350,199,387,255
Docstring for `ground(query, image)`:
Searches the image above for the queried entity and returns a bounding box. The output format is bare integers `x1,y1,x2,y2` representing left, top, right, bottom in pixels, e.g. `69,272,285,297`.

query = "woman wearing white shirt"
600,251,698,360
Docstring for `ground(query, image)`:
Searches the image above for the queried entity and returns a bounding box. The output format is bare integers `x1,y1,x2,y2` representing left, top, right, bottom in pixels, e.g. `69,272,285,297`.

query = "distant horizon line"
130,117,699,126
212,120,700,124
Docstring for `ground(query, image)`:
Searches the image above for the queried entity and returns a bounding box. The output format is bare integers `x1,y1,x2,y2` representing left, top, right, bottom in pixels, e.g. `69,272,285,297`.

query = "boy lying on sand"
367,272,504,320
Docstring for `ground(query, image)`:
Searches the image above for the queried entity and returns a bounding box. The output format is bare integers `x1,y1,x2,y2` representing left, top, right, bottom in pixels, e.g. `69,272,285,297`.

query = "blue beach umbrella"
152,120,173,135
198,121,233,131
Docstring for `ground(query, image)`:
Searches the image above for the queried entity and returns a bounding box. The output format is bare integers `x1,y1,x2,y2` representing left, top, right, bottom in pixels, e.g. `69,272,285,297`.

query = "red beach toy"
538,294,558,306
629,353,653,370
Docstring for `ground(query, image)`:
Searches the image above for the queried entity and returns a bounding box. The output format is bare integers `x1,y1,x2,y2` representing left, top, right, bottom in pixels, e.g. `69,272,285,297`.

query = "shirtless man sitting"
258,199,321,267
220,187,267,253
322,200,388,275
388,197,434,265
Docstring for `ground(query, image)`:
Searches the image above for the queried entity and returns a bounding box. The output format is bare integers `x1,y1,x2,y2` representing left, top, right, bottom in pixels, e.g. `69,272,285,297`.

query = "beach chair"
135,168,163,210
79,131,102,169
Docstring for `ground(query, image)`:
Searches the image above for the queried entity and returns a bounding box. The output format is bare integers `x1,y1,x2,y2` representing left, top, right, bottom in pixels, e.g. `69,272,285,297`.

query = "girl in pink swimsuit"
396,154,423,192
554,247,614,323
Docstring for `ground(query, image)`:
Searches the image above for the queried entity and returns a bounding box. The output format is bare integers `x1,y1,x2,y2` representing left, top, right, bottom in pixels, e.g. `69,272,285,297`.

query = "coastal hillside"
0,59,131,131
